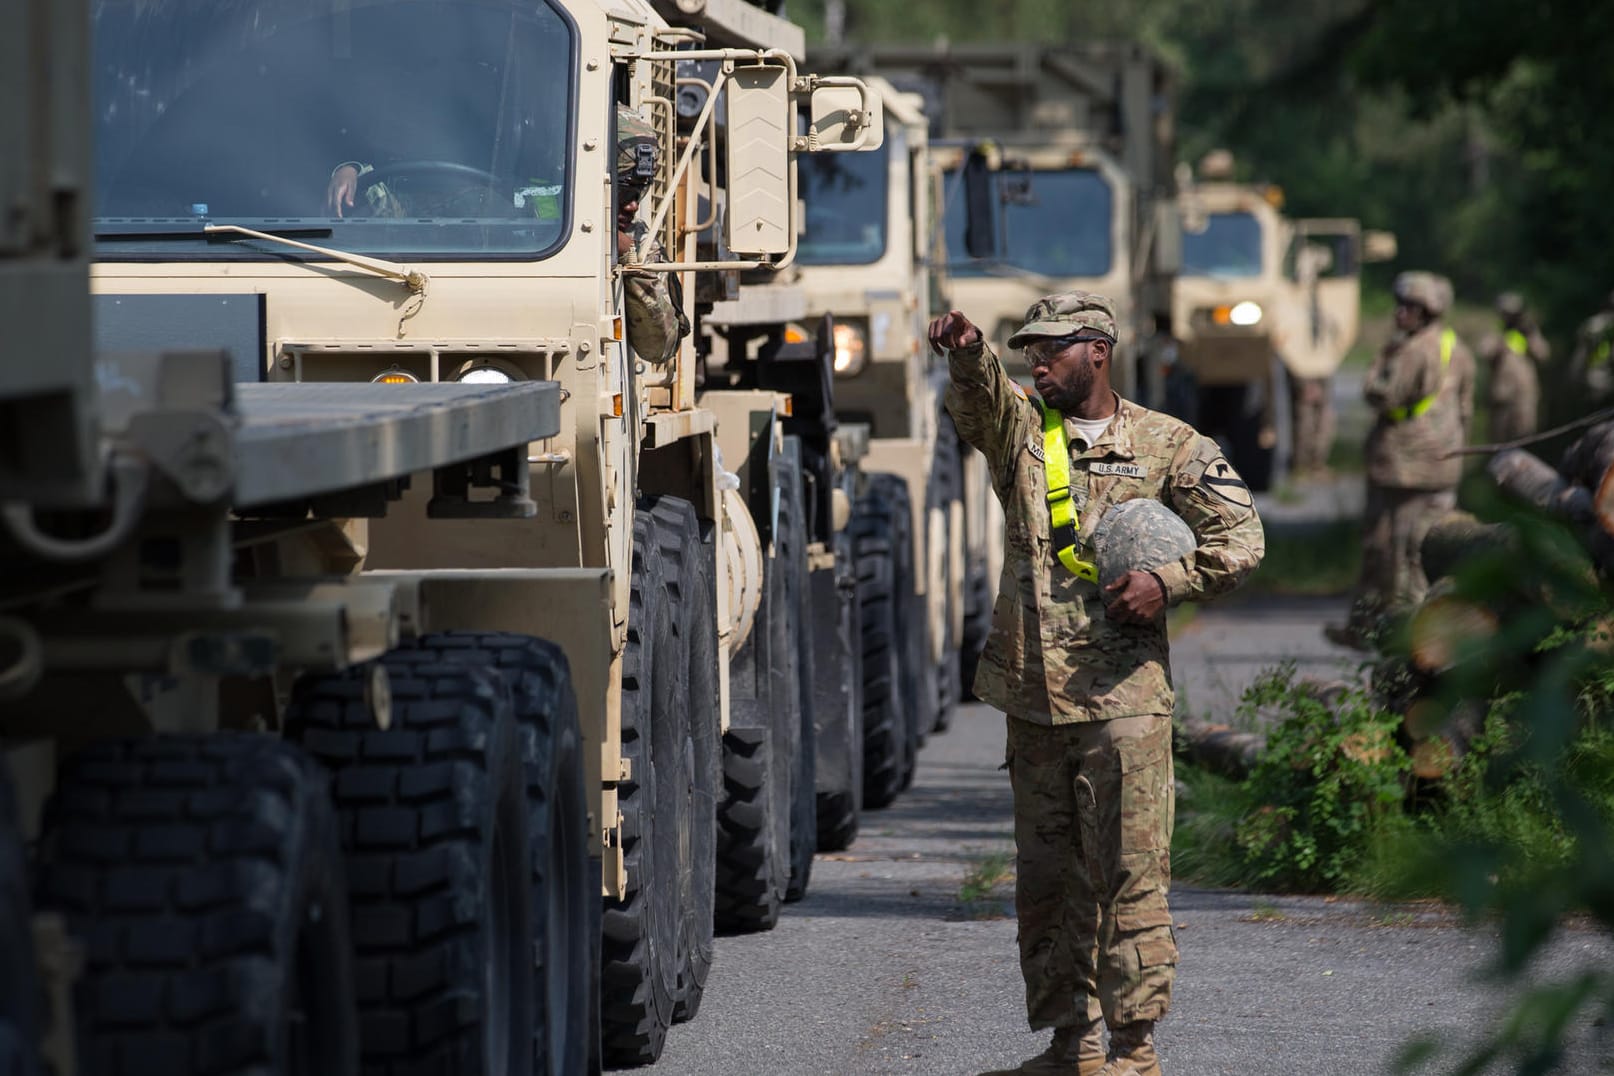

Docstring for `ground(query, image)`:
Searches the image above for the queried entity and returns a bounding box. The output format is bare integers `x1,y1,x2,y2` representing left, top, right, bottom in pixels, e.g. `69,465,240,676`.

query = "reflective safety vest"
1388,328,1456,423
1504,329,1529,356
1036,401,1100,582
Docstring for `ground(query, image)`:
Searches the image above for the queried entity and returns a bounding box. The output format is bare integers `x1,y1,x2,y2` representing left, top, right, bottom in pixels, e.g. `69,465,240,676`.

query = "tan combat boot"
1096,1021,1161,1076
977,1022,1106,1076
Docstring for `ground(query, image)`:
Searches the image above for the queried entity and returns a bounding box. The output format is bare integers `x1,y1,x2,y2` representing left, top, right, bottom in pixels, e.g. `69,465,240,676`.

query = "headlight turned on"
371,368,419,384
1229,301,1263,327
457,365,516,385
832,322,868,377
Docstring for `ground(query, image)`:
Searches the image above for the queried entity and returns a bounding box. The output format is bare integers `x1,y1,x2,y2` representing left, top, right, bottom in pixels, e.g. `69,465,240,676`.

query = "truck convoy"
1173,154,1396,488
0,0,902,1074
794,75,978,812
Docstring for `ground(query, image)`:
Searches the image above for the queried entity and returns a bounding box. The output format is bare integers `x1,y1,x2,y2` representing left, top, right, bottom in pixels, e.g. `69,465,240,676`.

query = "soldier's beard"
1039,362,1095,414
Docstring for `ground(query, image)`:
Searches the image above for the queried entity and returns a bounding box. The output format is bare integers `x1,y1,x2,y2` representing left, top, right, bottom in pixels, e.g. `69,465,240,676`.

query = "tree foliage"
795,0,1614,351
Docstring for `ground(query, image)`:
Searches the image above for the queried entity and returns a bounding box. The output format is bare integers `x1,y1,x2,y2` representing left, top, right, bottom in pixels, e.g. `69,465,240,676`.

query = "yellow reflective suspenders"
1037,401,1100,583
1387,328,1456,422
1504,329,1528,356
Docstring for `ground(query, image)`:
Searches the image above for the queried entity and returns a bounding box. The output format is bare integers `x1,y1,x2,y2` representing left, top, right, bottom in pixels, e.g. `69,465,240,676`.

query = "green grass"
1245,518,1361,597
958,850,1015,915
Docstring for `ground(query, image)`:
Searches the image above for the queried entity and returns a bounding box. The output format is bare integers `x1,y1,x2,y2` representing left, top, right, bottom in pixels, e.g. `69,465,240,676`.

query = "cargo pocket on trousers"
1136,933,1178,973
1117,727,1171,854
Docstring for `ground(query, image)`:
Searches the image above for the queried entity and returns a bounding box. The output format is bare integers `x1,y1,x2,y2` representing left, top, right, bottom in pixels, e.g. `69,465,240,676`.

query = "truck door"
1283,218,1362,380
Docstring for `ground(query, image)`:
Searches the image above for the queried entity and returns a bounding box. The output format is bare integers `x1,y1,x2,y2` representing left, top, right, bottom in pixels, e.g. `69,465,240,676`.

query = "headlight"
832,323,868,377
1229,301,1263,327
372,367,418,384
457,365,515,385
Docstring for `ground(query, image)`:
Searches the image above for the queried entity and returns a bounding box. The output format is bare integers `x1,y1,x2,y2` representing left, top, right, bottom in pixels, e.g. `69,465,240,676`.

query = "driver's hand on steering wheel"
327,164,360,218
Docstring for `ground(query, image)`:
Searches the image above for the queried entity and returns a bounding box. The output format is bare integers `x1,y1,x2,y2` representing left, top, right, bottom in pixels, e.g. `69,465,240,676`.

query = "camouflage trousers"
1291,376,1337,474
1006,712,1177,1032
1350,484,1456,630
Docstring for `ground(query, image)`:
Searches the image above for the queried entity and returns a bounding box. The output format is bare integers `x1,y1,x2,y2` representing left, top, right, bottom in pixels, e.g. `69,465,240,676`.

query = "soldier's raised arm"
1154,435,1266,604
933,310,1031,488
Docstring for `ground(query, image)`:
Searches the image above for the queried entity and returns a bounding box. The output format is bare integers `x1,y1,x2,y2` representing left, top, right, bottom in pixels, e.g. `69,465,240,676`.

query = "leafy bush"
1224,668,1411,891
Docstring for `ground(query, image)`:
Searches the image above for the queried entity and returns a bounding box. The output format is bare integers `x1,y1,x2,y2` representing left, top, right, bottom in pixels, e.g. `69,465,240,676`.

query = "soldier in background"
1290,376,1336,475
1478,292,1549,443
930,292,1264,1076
1329,271,1473,649
1570,290,1614,413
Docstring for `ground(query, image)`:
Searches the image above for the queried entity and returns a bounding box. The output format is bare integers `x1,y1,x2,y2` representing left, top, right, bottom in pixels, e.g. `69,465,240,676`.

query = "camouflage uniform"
1477,294,1549,444
1350,273,1474,628
616,107,684,365
1290,376,1336,474
1570,293,1614,412
943,292,1265,1045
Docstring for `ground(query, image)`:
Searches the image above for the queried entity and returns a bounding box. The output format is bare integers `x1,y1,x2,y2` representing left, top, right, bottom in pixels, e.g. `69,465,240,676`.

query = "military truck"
2,0,881,1072
794,75,976,816
1174,155,1396,488
812,42,1180,403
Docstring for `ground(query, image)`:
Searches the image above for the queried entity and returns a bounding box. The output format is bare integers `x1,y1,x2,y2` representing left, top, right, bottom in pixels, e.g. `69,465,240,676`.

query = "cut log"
1176,721,1265,781
1419,511,1516,583
1488,449,1593,522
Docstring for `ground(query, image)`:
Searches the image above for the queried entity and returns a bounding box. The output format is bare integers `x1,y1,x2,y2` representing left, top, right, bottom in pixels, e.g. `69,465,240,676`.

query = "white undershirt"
1068,413,1114,449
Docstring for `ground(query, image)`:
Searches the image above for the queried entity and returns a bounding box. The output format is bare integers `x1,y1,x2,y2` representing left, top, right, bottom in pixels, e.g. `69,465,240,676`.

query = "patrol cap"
1091,499,1197,594
1006,291,1118,350
616,106,659,189
1392,271,1449,317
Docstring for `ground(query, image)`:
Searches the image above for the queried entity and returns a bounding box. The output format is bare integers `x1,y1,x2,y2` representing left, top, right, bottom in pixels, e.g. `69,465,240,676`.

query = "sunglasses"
1025,334,1106,360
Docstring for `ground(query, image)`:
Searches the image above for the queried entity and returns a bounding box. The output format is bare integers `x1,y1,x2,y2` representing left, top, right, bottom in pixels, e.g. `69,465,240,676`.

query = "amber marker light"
372,368,419,384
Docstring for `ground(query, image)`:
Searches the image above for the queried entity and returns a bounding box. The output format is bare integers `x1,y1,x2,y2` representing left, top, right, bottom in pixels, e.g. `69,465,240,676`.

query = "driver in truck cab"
322,106,686,364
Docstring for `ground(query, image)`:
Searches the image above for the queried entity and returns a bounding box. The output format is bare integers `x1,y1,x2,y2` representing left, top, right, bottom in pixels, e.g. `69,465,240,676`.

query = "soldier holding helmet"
929,292,1264,1076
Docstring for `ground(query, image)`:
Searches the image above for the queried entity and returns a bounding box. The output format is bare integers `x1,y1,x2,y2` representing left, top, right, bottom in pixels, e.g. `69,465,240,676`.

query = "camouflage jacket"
1364,321,1474,490
623,222,683,365
943,341,1265,725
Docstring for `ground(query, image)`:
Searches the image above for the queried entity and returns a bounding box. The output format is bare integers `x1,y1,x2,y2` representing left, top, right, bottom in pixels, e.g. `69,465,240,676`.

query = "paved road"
654,635,1613,1075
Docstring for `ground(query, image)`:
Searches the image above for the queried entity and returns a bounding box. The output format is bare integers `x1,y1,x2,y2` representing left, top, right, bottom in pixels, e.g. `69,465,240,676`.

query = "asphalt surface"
653,621,1614,1076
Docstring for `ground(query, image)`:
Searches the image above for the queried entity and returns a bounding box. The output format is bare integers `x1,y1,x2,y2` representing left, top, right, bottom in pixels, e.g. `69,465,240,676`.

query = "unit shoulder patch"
1201,457,1253,508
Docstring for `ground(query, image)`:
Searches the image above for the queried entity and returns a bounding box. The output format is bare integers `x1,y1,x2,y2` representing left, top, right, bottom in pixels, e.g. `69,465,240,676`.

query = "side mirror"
962,145,997,260
809,79,883,151
1362,230,1398,263
726,65,792,256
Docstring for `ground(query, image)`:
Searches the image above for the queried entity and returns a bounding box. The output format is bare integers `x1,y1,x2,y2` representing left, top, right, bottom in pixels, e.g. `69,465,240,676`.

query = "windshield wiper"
95,224,334,241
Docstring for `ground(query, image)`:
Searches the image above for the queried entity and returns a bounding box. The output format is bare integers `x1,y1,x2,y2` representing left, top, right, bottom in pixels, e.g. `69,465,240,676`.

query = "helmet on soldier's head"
616,106,659,195
1496,291,1525,319
1392,271,1449,317
1091,499,1197,595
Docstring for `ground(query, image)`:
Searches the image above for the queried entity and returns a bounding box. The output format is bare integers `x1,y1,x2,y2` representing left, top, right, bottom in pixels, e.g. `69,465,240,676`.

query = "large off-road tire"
929,417,965,733
286,660,533,1076
36,735,359,1076
866,473,926,791
960,558,993,702
716,445,805,932
779,439,818,904
852,487,910,810
396,633,594,1076
0,766,40,1076
642,497,721,1024
600,503,689,1066
814,575,862,852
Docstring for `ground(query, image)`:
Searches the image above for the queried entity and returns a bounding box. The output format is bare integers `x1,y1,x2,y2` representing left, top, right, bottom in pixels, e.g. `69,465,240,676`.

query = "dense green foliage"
795,0,1614,358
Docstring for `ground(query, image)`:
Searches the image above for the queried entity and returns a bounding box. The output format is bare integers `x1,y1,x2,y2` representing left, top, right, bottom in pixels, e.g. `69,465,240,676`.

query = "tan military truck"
793,75,978,817
1174,156,1395,488
813,43,1181,403
3,0,881,1073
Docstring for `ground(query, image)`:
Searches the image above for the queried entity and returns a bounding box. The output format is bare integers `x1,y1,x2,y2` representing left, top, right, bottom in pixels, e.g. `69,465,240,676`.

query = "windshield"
944,166,1113,278
93,0,576,261
1181,211,1263,278
796,139,890,266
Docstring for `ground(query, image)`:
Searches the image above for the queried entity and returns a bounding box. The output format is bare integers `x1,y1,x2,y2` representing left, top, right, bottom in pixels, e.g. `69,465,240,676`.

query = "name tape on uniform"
1089,462,1146,478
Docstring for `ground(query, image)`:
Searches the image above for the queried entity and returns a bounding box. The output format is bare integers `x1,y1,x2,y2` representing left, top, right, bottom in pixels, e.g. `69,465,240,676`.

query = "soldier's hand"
1104,570,1167,624
927,310,982,355
327,165,359,218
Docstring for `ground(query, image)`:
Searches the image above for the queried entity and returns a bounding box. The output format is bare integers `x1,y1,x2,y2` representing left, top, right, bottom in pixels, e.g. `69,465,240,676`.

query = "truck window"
797,140,890,266
92,0,576,262
943,167,1114,279
1180,211,1263,278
